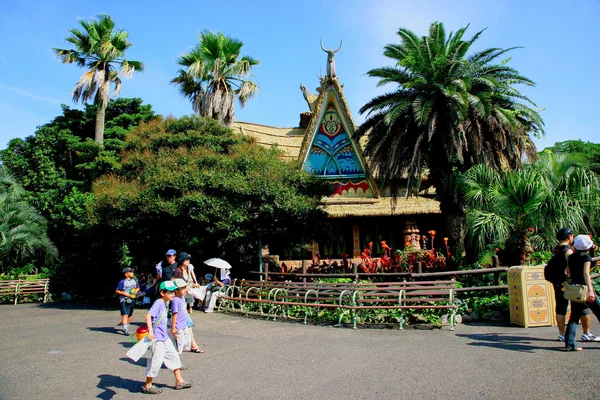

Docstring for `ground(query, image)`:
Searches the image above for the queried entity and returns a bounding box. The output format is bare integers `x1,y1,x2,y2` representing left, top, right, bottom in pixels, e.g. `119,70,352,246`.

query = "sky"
0,0,598,151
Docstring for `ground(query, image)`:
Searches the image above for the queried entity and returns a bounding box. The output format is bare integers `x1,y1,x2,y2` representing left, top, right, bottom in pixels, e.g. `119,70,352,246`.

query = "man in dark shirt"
158,249,178,283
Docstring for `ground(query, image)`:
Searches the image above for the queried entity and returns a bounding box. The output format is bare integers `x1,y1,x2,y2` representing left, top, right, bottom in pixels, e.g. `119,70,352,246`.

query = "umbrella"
204,258,232,270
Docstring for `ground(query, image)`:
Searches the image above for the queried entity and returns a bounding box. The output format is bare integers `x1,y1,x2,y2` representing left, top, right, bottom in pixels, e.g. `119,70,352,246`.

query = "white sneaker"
581,333,600,342
558,334,565,342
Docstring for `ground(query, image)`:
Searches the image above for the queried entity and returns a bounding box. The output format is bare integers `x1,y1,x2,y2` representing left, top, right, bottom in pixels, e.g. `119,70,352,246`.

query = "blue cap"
165,249,177,256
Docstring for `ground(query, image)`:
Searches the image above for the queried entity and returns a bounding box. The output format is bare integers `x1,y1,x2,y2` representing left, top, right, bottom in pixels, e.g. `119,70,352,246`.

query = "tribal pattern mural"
303,89,375,198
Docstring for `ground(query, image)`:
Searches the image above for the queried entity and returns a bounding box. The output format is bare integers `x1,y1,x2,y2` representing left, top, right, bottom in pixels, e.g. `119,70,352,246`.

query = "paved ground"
1,303,599,400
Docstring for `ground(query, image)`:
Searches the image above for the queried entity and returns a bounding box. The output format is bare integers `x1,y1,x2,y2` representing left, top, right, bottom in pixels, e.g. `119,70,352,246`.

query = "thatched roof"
321,196,441,218
232,121,305,161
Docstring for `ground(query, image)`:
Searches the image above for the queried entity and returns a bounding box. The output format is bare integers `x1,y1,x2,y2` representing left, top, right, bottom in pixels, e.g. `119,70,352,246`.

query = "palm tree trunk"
444,206,465,267
95,104,106,146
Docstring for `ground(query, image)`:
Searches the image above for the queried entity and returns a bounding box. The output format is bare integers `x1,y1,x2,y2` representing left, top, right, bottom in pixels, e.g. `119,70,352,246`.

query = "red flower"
528,227,534,232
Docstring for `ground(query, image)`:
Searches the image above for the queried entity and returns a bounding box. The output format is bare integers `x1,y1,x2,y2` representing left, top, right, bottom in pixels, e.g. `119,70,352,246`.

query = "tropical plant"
0,167,58,273
461,154,600,265
355,22,544,259
53,14,144,145
171,30,259,127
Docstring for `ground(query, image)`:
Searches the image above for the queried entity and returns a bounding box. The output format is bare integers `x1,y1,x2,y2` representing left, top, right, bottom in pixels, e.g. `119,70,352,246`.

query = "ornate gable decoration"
300,82,378,198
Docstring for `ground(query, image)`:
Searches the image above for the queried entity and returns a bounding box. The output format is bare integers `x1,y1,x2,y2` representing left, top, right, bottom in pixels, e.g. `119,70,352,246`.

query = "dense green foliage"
53,14,144,145
0,167,58,273
0,98,156,294
355,22,544,259
461,153,600,265
91,115,331,273
171,30,259,126
542,140,600,175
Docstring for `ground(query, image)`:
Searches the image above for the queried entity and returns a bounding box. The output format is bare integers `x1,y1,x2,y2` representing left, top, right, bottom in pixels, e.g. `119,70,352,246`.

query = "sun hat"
556,227,574,241
174,278,187,289
573,234,594,251
159,281,177,292
122,267,134,273
178,252,192,261
165,249,177,256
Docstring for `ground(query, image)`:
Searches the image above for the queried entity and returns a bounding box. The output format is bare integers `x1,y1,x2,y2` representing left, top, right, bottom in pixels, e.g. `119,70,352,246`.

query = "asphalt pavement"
0,302,599,400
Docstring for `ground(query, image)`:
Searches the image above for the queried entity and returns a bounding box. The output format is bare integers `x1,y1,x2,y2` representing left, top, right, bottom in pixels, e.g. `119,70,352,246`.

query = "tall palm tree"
355,22,544,259
0,167,58,272
171,30,259,127
53,14,144,146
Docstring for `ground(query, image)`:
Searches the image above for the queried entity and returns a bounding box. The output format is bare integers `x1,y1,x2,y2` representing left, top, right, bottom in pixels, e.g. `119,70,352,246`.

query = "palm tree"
53,14,144,145
0,167,58,272
355,22,544,260
172,30,259,127
462,156,600,265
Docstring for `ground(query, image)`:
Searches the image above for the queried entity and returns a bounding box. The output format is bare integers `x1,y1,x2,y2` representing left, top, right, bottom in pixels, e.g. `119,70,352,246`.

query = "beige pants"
145,340,181,377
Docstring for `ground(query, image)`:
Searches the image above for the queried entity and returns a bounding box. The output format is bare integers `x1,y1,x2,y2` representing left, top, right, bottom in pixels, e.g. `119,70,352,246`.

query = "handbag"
563,282,588,303
126,310,165,361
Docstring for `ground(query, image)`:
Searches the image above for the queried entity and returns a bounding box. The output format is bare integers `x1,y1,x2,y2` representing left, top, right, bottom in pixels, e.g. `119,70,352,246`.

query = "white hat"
573,234,594,251
173,278,187,289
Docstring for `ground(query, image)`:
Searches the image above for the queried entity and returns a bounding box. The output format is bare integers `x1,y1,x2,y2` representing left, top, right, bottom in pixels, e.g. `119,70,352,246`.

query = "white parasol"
204,258,232,270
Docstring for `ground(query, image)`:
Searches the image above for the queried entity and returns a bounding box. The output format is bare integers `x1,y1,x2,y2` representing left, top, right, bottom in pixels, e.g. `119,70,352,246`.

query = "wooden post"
416,261,422,274
302,260,307,283
352,262,358,283
492,256,501,285
14,281,19,305
264,262,269,282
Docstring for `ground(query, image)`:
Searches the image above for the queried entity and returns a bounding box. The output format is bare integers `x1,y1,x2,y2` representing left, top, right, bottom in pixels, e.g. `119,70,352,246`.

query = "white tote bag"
126,337,152,362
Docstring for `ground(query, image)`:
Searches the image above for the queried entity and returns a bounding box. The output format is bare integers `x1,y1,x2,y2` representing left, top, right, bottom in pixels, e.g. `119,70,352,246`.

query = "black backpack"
544,245,571,284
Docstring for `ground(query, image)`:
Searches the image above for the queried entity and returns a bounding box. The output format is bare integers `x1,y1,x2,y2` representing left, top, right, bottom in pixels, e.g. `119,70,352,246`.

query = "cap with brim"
178,252,192,261
174,278,187,289
573,234,594,251
159,281,177,292
165,249,177,256
123,267,134,273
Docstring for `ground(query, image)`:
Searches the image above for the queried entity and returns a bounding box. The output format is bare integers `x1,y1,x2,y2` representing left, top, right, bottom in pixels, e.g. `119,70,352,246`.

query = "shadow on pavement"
456,333,558,353
97,374,162,399
119,357,147,367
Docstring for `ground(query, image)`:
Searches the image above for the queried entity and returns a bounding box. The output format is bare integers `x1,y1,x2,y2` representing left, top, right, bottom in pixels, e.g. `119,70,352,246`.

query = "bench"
348,280,457,330
0,279,50,305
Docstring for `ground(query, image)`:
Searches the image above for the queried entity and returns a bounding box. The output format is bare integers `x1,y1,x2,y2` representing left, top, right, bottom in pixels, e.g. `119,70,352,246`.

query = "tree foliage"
0,98,155,292
462,154,600,265
91,116,331,272
0,166,58,273
53,14,144,145
542,140,600,175
171,30,259,126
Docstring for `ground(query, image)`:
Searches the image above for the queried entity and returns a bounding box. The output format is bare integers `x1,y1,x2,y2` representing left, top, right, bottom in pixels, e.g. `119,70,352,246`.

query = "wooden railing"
250,256,510,294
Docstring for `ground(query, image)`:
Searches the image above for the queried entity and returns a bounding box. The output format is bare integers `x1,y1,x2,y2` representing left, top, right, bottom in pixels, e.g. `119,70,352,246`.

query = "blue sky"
0,0,598,151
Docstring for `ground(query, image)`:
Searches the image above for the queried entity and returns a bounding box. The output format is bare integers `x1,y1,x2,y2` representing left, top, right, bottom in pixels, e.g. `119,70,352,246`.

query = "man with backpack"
546,228,599,342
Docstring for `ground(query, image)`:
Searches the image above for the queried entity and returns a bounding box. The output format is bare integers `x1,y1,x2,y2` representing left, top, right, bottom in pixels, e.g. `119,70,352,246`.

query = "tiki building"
233,43,441,260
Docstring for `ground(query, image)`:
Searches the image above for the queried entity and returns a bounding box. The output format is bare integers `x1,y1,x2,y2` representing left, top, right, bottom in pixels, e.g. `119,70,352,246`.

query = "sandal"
175,381,192,390
563,347,583,352
190,347,204,353
142,385,163,394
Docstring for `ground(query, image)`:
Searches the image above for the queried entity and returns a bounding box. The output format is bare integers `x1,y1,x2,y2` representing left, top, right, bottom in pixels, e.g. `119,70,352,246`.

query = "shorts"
120,300,135,316
145,340,182,377
553,282,592,316
176,327,192,354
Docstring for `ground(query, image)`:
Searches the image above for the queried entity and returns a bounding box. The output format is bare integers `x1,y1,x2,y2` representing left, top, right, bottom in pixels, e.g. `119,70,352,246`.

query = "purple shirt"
147,299,168,341
171,296,188,330
116,278,139,303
